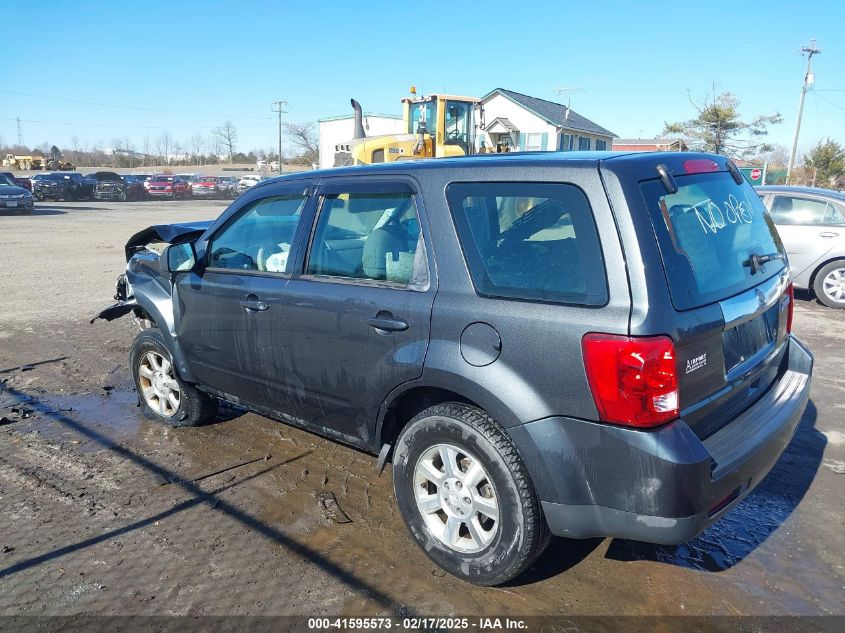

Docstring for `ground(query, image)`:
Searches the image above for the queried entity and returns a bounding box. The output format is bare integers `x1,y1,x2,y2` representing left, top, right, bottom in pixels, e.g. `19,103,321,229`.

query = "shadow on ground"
0,384,412,614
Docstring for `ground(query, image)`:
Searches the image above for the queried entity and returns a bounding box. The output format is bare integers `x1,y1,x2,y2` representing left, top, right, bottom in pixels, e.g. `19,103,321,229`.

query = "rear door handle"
240,294,269,312
367,312,408,332
819,231,839,238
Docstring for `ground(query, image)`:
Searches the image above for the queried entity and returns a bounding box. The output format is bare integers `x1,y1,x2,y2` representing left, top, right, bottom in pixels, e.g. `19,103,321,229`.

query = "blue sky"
4,0,844,157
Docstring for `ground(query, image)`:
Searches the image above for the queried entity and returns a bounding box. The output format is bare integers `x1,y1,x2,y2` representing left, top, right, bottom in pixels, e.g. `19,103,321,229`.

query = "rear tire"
813,259,845,309
130,328,218,427
392,403,549,586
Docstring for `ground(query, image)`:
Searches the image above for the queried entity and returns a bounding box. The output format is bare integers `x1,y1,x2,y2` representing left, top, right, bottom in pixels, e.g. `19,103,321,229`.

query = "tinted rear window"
640,172,786,310
446,182,607,306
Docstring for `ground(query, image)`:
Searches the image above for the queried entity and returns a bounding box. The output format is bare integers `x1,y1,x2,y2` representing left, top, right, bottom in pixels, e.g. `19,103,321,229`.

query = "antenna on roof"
553,87,583,121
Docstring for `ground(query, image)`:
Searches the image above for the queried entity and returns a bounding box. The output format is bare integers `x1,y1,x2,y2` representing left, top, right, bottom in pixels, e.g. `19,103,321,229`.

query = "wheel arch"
374,373,523,451
809,255,845,292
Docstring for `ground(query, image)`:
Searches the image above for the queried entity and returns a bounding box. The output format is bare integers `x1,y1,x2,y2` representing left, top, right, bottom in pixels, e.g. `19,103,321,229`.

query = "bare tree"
187,133,205,165
70,136,81,166
281,120,319,164
141,135,152,166
213,121,238,164
156,131,173,165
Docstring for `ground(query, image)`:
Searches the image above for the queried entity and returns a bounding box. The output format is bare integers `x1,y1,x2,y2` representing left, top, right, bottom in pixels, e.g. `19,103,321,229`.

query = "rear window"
446,182,607,306
640,172,786,310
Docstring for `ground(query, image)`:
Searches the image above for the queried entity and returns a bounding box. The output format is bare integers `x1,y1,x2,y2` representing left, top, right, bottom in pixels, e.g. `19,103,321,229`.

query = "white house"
479,88,616,153
318,113,405,169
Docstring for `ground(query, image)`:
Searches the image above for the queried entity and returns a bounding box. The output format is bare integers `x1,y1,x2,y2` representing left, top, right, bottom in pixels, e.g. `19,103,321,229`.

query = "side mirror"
166,242,197,273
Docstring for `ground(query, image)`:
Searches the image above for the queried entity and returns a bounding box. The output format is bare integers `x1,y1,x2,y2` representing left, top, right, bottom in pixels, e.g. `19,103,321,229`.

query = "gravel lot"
0,199,843,617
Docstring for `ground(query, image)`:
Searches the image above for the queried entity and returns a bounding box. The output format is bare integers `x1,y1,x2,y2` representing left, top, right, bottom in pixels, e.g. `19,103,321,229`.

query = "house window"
523,133,544,151
578,137,591,151
595,139,607,151
559,133,572,151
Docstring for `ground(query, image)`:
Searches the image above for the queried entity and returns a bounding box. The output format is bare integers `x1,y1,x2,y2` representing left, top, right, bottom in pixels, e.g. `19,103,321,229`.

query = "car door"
767,193,845,280
273,178,436,445
174,185,313,405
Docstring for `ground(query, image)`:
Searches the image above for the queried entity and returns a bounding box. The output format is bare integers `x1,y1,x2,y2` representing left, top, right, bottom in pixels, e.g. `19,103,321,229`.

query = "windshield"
152,176,173,182
408,100,436,134
640,171,786,310
443,100,473,152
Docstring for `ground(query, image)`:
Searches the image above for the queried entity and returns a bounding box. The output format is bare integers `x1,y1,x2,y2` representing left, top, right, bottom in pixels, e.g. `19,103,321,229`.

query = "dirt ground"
0,200,843,618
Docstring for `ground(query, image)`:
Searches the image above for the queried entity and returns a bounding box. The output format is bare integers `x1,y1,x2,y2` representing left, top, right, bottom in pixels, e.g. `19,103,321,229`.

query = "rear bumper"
509,335,813,544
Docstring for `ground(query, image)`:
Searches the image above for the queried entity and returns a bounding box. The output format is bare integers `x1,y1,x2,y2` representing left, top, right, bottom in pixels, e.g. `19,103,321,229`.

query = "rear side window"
640,172,785,310
769,195,845,225
305,192,429,288
446,182,607,306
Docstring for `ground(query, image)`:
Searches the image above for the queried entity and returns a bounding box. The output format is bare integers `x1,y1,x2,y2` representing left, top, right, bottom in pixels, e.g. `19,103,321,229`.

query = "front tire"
392,403,549,585
813,260,845,309
130,328,218,427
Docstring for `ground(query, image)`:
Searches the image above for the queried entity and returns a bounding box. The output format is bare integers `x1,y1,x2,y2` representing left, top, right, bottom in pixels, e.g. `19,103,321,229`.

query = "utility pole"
16,117,23,147
787,40,821,184
272,100,287,172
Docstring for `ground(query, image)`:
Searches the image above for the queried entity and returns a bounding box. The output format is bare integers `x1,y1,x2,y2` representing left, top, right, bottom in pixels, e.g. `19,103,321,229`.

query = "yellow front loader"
334,91,482,167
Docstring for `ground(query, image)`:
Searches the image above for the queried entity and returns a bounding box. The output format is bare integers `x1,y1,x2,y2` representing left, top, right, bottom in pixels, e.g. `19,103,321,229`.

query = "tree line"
0,118,320,169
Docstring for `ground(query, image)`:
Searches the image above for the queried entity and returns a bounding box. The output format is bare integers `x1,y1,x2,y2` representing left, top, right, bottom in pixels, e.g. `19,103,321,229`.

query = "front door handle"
367,312,408,332
819,231,839,238
240,294,269,312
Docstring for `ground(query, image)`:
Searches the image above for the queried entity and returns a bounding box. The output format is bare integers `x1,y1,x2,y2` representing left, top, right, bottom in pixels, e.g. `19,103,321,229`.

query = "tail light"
582,333,679,428
786,283,795,334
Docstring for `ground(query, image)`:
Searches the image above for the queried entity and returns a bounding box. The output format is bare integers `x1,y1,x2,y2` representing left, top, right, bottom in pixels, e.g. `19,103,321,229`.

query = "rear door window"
446,182,607,306
305,191,429,288
640,172,785,310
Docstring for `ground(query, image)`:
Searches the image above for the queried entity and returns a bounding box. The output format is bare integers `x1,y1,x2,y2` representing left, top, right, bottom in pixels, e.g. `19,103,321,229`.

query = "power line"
1,117,270,131
0,89,272,121
813,92,845,114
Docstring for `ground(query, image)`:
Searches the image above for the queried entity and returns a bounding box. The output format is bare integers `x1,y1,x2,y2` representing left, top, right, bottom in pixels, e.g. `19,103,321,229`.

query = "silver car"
757,185,845,308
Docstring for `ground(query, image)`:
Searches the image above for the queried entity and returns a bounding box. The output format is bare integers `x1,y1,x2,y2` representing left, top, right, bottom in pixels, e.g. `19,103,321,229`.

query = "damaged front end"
91,220,212,325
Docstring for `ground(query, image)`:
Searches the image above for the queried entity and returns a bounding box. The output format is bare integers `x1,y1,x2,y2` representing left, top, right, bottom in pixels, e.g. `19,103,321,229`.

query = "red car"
146,175,191,199
192,176,225,198
0,172,31,191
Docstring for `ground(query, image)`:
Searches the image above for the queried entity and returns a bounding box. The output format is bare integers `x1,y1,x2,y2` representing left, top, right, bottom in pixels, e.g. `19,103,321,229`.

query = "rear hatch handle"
744,252,784,275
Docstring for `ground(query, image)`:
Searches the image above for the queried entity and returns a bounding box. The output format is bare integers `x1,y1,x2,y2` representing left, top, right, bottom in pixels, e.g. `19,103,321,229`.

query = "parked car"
191,176,225,199
96,152,812,586
757,185,845,308
121,175,149,200
0,171,32,191
146,175,191,199
236,174,262,194
91,171,137,201
33,172,88,201
0,177,34,213
177,173,198,195
217,176,238,198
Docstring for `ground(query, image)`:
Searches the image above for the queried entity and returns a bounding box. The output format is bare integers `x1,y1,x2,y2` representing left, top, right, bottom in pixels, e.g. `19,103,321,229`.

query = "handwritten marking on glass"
692,194,755,235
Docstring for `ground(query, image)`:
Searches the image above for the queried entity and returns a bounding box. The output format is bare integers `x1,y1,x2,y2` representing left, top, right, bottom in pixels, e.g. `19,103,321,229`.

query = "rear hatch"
634,159,792,438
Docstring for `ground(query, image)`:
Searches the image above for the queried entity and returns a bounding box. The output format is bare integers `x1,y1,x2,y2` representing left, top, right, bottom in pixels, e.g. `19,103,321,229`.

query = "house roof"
486,117,519,133
484,88,617,138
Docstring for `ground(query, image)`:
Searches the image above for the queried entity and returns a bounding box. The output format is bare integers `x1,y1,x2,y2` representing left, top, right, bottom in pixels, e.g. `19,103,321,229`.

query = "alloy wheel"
413,443,499,553
137,351,181,417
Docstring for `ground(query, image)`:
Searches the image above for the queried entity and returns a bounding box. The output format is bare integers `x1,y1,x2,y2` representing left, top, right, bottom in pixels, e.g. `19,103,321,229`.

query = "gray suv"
96,152,813,585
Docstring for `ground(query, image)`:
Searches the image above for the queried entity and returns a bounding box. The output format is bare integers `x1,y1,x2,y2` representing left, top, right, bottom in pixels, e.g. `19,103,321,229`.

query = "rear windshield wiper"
744,252,784,275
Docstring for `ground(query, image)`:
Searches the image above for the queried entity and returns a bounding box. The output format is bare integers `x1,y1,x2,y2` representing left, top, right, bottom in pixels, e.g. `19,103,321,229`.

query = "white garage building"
318,112,405,169
479,88,616,153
